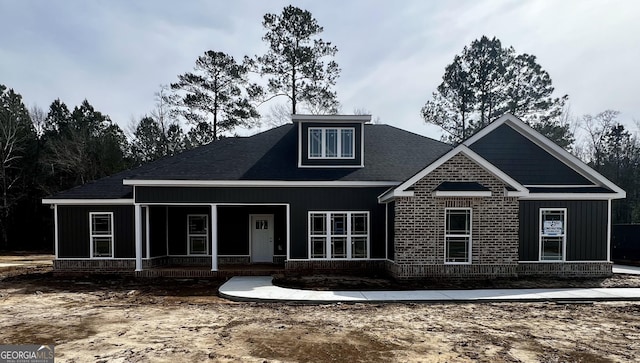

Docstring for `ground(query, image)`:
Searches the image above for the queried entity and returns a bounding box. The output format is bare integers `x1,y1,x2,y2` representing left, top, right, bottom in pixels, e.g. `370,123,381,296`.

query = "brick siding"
517,262,613,277
285,260,386,276
53,259,136,274
390,153,520,278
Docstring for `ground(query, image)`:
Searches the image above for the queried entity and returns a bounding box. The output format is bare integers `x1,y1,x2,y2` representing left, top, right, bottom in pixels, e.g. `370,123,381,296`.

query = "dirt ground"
1,256,640,362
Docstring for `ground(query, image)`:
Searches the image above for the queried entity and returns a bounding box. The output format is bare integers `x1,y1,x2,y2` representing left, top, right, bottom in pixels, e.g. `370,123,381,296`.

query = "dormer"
293,114,370,168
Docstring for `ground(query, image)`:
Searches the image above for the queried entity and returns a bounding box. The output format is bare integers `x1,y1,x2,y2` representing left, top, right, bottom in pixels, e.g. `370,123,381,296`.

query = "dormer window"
309,127,354,159
293,114,369,168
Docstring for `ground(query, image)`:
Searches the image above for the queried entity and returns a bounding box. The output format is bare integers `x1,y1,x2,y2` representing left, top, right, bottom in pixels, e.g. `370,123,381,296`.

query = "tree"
29,105,46,139
422,54,476,142
131,117,168,164
43,100,129,188
42,99,72,136
170,51,260,146
257,5,340,115
422,36,569,146
165,123,185,156
580,110,640,223
150,85,177,156
130,86,186,165
582,110,620,167
0,85,36,247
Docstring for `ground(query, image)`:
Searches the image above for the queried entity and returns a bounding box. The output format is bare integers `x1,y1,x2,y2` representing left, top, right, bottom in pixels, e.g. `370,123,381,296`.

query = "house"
42,113,625,278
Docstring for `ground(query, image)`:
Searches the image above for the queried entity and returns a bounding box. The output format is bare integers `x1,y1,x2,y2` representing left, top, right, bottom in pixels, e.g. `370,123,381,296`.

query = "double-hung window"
187,214,209,255
309,212,369,259
445,208,472,264
308,128,354,159
90,212,114,258
539,208,566,261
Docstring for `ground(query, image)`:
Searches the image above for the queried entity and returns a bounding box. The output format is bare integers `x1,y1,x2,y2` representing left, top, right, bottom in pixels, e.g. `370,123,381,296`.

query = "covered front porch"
134,204,289,273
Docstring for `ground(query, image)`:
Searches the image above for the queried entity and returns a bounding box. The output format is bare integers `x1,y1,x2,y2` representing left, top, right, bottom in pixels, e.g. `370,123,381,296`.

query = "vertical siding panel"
57,205,134,258
387,201,395,260
588,202,595,260
520,200,608,262
564,200,607,261
569,201,579,260
149,206,167,257
58,206,90,258
585,205,600,260
519,201,539,261
597,202,606,259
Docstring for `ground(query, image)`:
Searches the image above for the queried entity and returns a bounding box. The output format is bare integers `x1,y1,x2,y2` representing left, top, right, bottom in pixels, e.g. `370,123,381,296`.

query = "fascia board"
42,198,134,205
520,193,624,200
291,115,371,122
123,179,399,187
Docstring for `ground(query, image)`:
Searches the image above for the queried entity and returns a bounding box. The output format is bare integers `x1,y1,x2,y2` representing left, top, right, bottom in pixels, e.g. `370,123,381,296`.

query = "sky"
1,0,639,140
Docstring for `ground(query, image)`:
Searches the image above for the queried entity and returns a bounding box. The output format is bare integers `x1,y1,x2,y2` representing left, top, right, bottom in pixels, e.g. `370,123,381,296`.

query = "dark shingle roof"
48,123,452,199
434,182,490,191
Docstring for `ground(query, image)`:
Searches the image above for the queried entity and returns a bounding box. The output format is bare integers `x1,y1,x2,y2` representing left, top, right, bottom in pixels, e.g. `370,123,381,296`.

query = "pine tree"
257,5,340,114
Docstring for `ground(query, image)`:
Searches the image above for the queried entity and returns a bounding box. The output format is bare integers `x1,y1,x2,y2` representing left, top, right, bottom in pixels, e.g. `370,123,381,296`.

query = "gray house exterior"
43,114,625,278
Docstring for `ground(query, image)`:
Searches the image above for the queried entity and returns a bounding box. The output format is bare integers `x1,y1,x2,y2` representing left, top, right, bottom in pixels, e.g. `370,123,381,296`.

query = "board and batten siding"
148,206,167,257
217,205,287,256
470,124,592,185
135,186,387,259
57,205,135,258
519,200,608,261
386,201,395,261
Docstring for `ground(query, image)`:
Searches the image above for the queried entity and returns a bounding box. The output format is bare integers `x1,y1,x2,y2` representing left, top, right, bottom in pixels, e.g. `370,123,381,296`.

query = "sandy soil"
1,256,640,362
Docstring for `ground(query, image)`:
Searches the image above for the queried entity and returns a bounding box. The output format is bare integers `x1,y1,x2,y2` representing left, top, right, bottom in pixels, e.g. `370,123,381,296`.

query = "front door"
250,214,274,263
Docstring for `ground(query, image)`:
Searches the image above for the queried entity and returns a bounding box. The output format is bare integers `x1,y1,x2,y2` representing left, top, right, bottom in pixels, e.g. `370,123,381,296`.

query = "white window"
445,208,471,264
308,127,355,159
90,212,114,258
187,214,209,255
309,212,369,259
539,208,566,261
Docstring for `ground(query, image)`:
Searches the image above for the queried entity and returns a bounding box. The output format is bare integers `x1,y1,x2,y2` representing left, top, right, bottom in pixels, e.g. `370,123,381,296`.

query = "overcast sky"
1,0,639,139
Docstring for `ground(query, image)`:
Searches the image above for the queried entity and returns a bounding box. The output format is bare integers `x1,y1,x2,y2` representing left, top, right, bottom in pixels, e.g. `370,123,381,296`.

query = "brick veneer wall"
53,259,137,275
517,262,613,277
389,153,520,279
285,260,386,276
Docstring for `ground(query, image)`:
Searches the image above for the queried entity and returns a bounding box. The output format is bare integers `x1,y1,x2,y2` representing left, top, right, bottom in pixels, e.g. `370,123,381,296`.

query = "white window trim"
308,211,370,259
89,212,114,259
444,208,472,265
539,208,567,262
308,127,356,159
187,214,209,256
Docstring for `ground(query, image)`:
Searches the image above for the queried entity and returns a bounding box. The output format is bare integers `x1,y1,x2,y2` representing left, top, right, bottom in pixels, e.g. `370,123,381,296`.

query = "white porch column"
607,199,612,262
285,204,290,261
135,203,143,271
211,204,218,271
145,206,150,259
53,204,59,259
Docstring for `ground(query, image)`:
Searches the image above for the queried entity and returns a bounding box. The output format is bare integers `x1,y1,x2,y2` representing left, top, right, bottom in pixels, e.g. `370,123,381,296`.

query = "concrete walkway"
613,264,640,275
219,268,640,303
